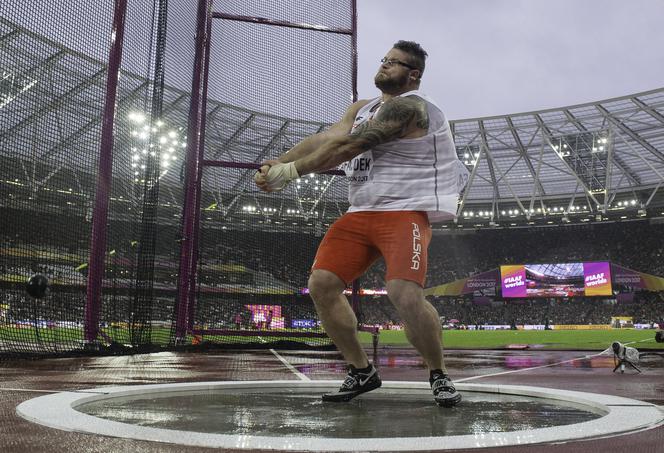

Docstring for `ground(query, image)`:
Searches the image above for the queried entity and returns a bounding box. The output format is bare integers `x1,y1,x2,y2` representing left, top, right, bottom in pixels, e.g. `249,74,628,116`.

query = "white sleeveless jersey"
342,90,469,223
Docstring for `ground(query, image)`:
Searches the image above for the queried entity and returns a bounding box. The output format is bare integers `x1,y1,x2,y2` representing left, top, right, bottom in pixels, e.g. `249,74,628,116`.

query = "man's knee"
308,270,345,301
387,279,424,311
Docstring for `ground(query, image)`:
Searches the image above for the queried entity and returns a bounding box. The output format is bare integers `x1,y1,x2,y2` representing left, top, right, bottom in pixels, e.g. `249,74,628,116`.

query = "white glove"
265,162,299,191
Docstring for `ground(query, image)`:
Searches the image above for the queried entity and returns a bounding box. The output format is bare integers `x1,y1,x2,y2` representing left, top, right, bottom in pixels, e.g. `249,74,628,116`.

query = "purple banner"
462,269,500,294
611,264,645,289
616,293,635,303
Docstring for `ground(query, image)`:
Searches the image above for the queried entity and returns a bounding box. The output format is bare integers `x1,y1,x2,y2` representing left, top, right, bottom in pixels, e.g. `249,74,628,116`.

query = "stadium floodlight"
630,200,637,205
128,111,146,123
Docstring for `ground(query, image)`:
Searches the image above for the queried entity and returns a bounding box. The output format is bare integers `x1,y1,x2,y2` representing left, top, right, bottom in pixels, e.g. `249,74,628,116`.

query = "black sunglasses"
380,57,419,71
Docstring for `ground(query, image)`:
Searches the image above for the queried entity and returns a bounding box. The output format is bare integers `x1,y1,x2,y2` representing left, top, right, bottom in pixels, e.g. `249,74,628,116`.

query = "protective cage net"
192,0,356,348
0,0,357,356
0,0,197,356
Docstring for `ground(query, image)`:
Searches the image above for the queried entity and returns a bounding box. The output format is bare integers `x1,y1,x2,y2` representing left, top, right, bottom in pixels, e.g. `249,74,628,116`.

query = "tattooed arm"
292,95,429,176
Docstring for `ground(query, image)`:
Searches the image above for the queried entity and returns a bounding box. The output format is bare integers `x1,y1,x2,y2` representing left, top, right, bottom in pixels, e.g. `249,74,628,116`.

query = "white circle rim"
16,381,664,451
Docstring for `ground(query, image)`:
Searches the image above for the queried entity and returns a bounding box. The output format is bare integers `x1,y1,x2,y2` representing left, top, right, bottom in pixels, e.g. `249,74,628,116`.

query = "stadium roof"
2,16,664,230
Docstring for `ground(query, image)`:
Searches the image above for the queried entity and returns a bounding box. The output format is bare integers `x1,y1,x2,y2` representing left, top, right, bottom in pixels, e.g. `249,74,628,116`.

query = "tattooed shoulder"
376,96,429,131
347,96,429,150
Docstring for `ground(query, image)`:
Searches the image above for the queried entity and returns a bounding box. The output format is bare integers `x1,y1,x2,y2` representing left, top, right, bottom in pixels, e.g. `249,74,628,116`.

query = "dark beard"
374,72,409,93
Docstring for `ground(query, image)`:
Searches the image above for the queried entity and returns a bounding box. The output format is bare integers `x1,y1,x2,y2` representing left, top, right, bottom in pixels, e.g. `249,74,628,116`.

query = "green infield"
0,326,331,348
358,328,662,350
1,326,661,351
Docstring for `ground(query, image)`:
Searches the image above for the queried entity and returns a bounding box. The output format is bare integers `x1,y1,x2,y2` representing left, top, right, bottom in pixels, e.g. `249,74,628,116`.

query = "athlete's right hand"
254,162,272,192
255,160,299,192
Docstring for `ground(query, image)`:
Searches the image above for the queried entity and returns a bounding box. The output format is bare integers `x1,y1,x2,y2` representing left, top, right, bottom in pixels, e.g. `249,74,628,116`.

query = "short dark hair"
393,40,427,78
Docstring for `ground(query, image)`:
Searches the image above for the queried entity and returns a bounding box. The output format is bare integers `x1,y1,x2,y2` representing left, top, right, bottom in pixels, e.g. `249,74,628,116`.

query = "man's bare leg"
386,279,446,371
308,269,368,368
387,279,461,406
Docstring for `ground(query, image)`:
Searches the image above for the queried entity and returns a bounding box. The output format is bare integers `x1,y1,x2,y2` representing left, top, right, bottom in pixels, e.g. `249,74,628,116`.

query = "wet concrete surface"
78,387,601,437
1,348,663,452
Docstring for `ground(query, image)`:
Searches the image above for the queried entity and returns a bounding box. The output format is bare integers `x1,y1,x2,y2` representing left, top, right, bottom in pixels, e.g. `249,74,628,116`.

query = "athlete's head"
375,40,427,94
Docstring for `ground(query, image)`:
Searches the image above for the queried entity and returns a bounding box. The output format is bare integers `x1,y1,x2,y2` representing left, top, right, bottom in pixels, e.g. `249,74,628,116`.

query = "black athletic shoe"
431,373,462,407
322,364,382,402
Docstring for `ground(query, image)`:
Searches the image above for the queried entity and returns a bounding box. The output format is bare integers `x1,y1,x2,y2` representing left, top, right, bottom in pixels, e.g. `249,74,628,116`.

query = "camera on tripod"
611,341,641,373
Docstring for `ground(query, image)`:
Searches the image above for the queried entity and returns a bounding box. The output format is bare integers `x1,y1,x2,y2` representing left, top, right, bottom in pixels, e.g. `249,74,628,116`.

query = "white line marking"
0,388,108,394
269,348,310,381
457,339,655,383
0,388,57,394
457,348,612,383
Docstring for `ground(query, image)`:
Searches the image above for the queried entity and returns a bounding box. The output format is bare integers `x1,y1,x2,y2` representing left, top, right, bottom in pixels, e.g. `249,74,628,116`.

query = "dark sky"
356,0,664,119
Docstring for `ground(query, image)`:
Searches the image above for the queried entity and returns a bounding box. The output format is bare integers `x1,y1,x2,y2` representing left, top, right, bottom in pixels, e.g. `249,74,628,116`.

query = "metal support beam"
0,68,106,141
227,120,290,194
596,104,664,164
631,96,664,126
535,114,602,208
209,112,255,160
478,121,500,213
42,80,151,160
564,109,641,186
506,116,546,197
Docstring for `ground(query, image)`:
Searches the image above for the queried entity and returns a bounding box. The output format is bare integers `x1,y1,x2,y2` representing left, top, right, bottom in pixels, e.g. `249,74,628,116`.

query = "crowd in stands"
357,292,663,329
1,210,663,330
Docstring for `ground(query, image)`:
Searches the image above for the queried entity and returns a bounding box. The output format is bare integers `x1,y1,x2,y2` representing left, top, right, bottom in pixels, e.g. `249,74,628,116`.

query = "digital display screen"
582,261,612,296
245,305,283,328
500,262,612,298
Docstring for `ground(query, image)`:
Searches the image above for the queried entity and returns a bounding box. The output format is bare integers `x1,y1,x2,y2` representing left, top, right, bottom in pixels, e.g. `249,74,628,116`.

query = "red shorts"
311,211,431,287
